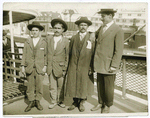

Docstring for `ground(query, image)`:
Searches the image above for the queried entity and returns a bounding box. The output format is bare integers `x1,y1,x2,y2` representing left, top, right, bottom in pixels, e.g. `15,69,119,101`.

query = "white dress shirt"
103,20,114,33
33,37,40,47
79,32,87,41
54,35,62,50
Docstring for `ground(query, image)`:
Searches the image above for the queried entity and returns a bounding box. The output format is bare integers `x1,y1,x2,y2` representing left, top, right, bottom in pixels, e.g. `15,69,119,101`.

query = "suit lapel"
100,23,115,41
36,37,43,49
51,37,54,53
80,32,89,55
54,37,64,54
27,37,33,50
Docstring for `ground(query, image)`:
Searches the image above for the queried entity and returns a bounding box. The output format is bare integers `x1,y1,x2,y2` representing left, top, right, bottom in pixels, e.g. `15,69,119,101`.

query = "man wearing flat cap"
21,21,47,112
47,18,69,109
91,9,124,113
65,17,95,112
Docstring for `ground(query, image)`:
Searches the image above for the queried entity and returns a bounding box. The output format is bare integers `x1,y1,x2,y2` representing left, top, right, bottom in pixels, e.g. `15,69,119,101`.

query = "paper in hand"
86,40,92,49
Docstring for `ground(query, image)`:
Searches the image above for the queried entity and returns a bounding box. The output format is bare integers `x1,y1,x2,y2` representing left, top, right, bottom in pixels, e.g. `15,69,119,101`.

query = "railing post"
122,58,127,99
4,55,8,81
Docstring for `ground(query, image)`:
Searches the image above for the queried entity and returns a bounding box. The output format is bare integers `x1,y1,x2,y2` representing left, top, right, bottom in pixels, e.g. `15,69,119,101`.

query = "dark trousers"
97,73,116,107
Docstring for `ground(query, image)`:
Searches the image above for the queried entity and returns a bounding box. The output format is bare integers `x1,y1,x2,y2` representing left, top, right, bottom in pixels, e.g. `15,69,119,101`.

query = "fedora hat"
27,21,44,31
51,18,68,32
75,17,92,26
98,9,117,14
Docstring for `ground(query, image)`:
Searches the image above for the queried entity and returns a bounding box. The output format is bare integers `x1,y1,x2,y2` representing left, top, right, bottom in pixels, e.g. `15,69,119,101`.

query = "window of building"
128,14,131,16
144,20,146,23
130,19,133,22
95,23,98,26
137,14,141,16
116,19,119,22
122,19,126,22
119,14,122,18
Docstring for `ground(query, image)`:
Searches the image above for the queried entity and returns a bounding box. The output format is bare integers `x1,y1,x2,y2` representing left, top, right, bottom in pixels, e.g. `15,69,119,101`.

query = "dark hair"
103,12,115,17
53,22,64,29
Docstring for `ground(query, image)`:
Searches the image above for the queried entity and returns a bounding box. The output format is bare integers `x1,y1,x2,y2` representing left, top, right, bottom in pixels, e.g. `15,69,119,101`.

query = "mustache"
81,28,85,30
54,31,59,33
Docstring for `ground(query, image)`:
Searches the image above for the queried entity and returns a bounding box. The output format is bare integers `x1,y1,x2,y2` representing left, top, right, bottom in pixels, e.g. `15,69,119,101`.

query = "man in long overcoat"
47,18,69,109
21,21,47,112
65,17,95,112
91,9,124,113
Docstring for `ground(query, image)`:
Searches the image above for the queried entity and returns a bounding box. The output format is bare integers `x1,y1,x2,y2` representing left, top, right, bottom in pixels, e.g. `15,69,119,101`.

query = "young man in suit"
65,17,95,112
47,18,69,109
91,9,124,113
21,22,47,112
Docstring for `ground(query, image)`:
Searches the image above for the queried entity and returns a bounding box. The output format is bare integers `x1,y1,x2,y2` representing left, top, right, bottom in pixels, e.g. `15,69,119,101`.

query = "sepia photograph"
2,1,148,118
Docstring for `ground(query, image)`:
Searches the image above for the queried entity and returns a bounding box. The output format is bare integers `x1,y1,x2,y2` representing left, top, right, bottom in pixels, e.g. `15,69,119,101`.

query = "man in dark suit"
47,18,69,109
21,22,47,112
65,17,95,112
91,9,124,113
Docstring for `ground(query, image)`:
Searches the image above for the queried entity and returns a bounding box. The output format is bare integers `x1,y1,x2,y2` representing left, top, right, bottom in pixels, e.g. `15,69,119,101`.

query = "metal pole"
122,58,127,99
9,10,16,83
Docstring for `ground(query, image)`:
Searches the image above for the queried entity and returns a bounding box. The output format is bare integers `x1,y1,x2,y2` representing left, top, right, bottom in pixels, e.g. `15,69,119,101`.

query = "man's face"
78,23,89,33
101,13,111,24
31,27,40,38
53,23,64,37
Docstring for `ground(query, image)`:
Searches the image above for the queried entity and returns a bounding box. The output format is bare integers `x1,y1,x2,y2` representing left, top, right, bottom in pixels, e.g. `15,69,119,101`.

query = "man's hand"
108,67,117,73
21,66,26,77
63,71,66,77
88,69,94,75
42,66,47,73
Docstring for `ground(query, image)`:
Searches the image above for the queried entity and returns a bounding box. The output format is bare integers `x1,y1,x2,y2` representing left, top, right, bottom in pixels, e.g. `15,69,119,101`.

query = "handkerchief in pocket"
40,48,44,50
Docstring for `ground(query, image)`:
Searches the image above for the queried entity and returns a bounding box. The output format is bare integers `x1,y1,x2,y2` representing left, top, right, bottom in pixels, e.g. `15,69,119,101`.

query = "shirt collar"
33,37,40,40
54,35,62,42
105,20,114,28
79,32,87,36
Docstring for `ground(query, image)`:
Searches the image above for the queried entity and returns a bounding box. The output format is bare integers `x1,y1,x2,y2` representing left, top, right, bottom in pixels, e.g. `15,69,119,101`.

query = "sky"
3,2,148,16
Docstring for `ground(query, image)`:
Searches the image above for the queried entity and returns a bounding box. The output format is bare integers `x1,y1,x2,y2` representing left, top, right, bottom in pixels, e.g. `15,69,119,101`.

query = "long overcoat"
65,32,95,99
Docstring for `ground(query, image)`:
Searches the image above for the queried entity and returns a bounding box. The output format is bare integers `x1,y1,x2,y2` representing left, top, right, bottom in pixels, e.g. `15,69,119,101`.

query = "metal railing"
116,55,147,100
3,51,147,101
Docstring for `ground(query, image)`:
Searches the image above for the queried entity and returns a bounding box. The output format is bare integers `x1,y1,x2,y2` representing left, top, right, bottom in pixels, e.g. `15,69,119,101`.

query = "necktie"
102,24,107,34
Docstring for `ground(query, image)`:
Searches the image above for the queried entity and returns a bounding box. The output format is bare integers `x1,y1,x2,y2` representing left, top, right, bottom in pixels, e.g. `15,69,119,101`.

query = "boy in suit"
91,9,124,113
21,21,47,112
47,18,69,109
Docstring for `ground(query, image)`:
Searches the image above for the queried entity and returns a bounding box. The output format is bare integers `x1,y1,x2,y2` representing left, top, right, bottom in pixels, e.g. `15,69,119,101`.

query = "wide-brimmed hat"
98,9,117,14
75,17,92,26
27,21,44,31
51,18,68,32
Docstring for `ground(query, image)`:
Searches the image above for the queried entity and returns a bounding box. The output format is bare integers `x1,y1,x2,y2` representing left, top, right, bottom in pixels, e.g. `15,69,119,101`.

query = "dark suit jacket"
47,35,69,77
21,37,47,74
94,23,124,74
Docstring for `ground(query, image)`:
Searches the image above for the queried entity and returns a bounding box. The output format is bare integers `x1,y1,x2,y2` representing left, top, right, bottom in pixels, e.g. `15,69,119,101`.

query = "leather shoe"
35,100,43,111
101,106,110,113
58,102,66,108
48,103,57,109
68,102,78,111
91,104,104,111
24,101,35,112
78,101,85,112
